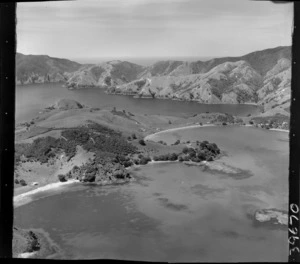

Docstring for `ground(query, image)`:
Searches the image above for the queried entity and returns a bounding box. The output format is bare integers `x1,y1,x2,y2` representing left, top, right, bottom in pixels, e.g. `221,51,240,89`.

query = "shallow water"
14,126,289,261
16,83,259,123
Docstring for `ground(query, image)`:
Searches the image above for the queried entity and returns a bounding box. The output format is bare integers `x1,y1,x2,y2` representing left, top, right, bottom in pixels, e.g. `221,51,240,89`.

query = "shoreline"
14,122,289,204
148,160,179,164
106,90,259,106
14,179,80,208
144,124,217,140
145,123,289,141
245,124,289,133
269,128,289,133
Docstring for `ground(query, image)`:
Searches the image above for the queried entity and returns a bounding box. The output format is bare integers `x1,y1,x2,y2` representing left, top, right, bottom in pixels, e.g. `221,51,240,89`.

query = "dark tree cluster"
207,78,235,100
139,156,152,165
114,155,134,167
236,89,254,103
213,113,235,124
139,139,146,146
158,140,167,145
249,113,289,130
173,140,180,145
15,136,72,164
110,108,134,120
58,159,132,183
153,153,179,161
153,140,220,163
134,79,146,89
15,123,138,164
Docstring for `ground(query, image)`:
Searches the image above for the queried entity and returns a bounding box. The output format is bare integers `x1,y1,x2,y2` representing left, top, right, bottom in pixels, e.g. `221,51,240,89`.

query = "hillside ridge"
16,46,291,114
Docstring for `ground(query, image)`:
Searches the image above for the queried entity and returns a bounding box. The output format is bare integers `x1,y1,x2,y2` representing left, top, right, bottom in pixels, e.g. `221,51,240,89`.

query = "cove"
14,126,289,261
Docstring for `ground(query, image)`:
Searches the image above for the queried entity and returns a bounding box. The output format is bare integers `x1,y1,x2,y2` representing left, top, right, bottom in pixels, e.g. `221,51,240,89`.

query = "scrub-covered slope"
66,61,146,89
108,46,291,110
16,53,82,85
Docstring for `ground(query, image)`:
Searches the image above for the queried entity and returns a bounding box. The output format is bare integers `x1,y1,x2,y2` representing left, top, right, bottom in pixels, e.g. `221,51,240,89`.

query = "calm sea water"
14,126,289,261
16,83,259,123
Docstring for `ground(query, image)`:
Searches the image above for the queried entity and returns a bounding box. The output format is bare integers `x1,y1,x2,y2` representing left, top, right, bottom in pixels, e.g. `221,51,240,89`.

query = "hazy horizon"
17,0,293,61
17,44,290,66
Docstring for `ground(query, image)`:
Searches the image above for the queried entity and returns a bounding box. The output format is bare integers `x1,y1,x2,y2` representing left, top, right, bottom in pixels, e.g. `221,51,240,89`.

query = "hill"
109,46,291,113
66,61,146,89
109,60,263,104
52,99,85,110
138,46,290,78
16,53,82,85
16,46,291,115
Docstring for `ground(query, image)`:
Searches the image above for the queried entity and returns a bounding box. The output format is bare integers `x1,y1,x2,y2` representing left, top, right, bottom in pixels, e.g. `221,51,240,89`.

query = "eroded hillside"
16,53,82,85
16,46,291,115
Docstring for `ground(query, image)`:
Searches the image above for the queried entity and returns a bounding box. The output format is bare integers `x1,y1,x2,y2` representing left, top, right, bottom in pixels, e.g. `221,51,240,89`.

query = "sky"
17,0,293,63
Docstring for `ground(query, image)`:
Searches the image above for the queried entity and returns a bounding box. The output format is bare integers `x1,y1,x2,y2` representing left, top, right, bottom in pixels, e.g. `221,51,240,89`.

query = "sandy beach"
145,123,289,142
148,160,179,164
14,179,80,208
144,124,217,141
269,128,289,133
18,252,37,258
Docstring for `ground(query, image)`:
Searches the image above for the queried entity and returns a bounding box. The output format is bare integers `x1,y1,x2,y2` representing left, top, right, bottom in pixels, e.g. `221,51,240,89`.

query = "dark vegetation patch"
270,77,281,90
236,89,255,103
250,113,289,130
139,139,146,146
15,122,137,164
90,66,105,80
15,121,222,186
13,227,41,256
133,79,147,89
153,140,220,163
111,107,136,121
150,61,171,76
110,62,144,82
15,126,52,142
207,78,235,100
212,113,235,124
104,76,112,86
270,98,290,110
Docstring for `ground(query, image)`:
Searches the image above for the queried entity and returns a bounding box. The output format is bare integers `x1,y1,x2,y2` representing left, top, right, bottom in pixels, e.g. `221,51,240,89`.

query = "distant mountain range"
16,46,291,115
